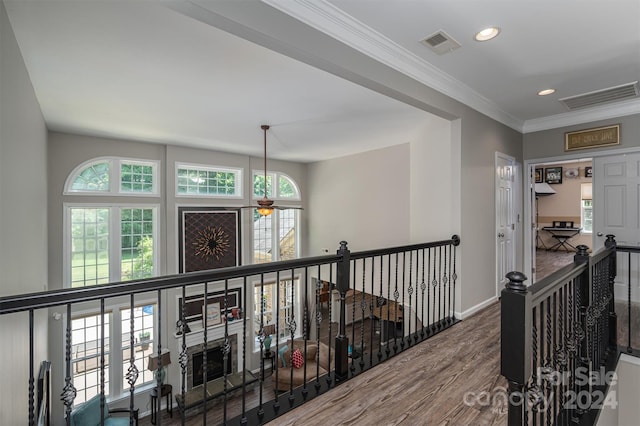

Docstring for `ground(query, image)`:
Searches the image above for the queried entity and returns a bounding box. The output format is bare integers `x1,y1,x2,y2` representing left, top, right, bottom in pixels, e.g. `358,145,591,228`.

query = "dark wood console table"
175,371,258,417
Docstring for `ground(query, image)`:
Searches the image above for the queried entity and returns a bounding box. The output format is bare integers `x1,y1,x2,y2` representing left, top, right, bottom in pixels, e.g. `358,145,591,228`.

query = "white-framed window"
581,183,593,233
71,303,156,406
65,157,159,196
71,312,111,405
253,278,301,350
252,171,300,200
120,305,156,387
67,205,158,287
176,163,242,197
253,209,299,263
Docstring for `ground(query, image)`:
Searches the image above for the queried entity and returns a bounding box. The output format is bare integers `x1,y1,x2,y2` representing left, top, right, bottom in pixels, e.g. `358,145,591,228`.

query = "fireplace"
192,344,232,387
185,334,238,390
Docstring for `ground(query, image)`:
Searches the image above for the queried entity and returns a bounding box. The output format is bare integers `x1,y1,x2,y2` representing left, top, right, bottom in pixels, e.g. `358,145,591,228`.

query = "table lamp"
148,349,171,384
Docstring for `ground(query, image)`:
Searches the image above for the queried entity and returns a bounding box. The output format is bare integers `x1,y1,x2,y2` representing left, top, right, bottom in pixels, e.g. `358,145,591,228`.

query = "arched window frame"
64,157,160,196
252,170,301,201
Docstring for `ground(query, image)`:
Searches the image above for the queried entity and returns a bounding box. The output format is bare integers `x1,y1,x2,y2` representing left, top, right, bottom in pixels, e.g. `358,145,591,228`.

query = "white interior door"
496,153,516,295
594,152,640,301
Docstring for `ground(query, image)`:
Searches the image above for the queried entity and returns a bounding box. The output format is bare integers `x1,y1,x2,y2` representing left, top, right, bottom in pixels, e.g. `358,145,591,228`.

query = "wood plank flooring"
143,303,505,425
266,303,506,426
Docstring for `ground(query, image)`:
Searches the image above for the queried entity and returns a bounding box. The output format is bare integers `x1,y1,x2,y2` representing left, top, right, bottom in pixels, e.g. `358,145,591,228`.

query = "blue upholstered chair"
70,394,138,426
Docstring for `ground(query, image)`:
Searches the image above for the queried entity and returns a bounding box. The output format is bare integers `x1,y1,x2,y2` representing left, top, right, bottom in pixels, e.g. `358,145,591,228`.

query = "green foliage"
129,236,153,280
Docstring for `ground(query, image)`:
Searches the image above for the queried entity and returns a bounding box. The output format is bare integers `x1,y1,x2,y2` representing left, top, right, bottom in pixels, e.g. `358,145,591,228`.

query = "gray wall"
0,1,48,423
524,114,640,160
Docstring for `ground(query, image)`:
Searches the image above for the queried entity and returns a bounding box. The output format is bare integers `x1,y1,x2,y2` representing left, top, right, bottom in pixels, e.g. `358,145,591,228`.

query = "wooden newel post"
500,271,531,426
604,235,617,349
335,241,350,382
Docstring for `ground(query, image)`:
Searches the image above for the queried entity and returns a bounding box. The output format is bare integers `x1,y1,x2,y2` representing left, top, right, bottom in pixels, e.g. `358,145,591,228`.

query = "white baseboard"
455,296,498,319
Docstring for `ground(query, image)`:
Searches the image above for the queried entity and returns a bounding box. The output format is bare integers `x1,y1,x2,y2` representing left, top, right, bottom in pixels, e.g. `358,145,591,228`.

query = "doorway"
527,158,593,282
495,153,520,296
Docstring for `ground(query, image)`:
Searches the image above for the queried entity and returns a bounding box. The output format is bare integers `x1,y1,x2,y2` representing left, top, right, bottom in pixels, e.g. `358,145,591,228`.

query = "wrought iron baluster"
628,252,632,353
400,252,406,350
359,259,366,368
223,279,230,421
314,266,322,392
442,245,448,328
179,286,187,426
62,304,76,425
201,282,208,424
29,309,35,425
241,276,248,423
377,256,384,360
100,298,106,426
408,250,414,345
288,270,297,404
127,294,138,425
301,268,309,399
393,253,399,352
350,259,358,372
420,248,426,339
431,247,437,334
368,256,375,366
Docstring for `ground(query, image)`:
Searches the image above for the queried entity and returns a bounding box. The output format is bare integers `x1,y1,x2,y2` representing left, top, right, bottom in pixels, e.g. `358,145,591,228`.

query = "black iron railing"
615,245,640,356
501,236,618,426
0,235,460,425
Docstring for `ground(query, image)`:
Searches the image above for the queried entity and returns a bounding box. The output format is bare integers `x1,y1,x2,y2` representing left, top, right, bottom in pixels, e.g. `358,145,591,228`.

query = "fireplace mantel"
174,319,245,348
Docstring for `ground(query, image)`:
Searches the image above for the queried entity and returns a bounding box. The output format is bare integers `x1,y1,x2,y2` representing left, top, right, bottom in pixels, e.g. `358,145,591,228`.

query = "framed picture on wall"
535,168,543,183
545,167,563,184
178,207,241,273
585,166,593,178
203,302,221,327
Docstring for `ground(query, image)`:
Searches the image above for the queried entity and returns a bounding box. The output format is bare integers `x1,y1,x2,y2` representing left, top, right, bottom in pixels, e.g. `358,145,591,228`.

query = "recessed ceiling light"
474,27,501,41
538,89,556,96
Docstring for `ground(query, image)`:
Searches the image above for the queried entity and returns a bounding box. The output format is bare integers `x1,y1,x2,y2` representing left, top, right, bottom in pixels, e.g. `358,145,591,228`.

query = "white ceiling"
5,0,640,162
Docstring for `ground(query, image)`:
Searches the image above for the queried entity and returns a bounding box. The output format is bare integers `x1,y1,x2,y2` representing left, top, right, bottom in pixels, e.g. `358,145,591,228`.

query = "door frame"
495,152,522,298
523,146,640,284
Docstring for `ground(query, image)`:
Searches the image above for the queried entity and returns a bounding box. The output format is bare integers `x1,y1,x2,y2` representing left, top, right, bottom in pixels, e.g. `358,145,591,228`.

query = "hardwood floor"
142,304,505,425
266,303,506,426
535,248,574,281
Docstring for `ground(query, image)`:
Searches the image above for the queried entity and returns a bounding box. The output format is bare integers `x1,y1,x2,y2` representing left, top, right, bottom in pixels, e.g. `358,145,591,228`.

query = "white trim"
523,98,640,133
455,296,498,320
263,0,523,132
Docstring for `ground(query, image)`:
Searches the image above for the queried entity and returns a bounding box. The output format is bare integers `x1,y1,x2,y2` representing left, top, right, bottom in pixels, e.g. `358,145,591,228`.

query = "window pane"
121,162,154,193
121,306,155,386
253,212,272,263
121,208,154,281
71,162,110,192
278,176,298,198
71,208,110,287
581,200,593,233
279,210,296,260
253,174,272,198
71,313,110,405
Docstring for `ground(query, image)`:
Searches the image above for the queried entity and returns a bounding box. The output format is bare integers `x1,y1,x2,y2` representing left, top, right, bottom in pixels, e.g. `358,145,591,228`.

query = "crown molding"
522,98,640,133
263,0,523,131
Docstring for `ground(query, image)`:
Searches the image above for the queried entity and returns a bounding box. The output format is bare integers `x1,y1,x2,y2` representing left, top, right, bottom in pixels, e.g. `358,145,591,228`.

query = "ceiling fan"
244,125,303,216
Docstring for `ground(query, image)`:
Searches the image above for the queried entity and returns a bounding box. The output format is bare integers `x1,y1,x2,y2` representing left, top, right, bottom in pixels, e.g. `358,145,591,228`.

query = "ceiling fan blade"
273,206,304,210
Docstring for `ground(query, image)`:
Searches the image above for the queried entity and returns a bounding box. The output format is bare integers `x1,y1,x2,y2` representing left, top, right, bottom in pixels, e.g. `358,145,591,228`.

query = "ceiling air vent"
420,30,461,55
559,81,640,110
